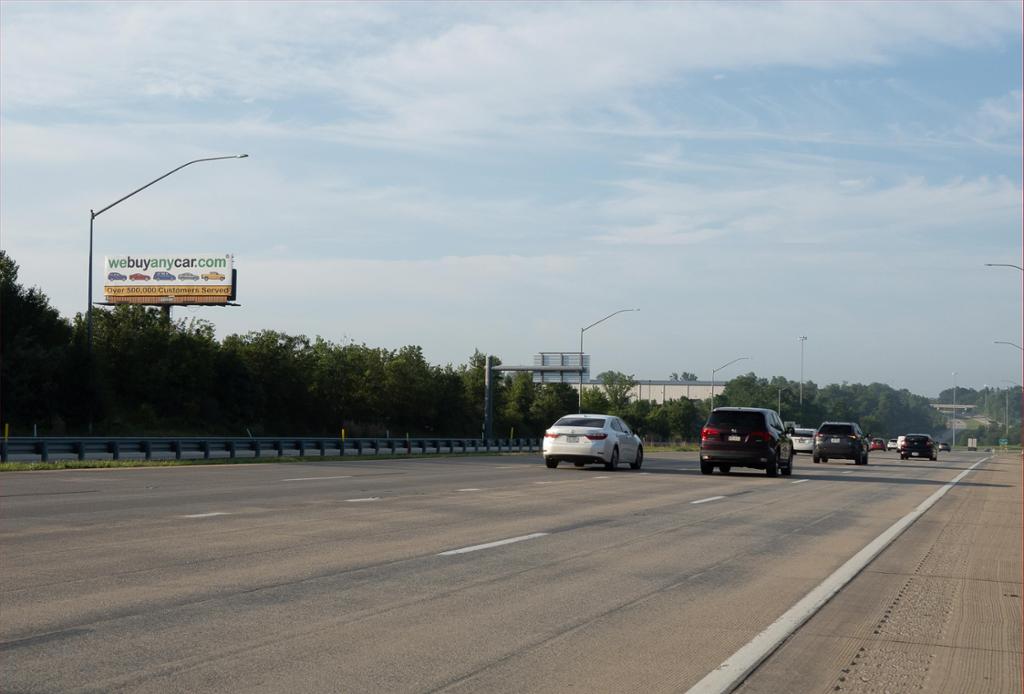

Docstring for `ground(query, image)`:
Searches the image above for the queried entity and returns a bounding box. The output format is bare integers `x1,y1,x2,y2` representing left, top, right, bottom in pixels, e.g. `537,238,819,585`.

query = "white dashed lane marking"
282,475,352,481
691,496,726,505
181,512,231,519
791,479,810,484
438,533,549,556
346,497,380,503
456,488,481,492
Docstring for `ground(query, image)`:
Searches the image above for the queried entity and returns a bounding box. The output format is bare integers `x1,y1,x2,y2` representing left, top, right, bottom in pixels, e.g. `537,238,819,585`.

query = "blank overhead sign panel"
532,352,589,384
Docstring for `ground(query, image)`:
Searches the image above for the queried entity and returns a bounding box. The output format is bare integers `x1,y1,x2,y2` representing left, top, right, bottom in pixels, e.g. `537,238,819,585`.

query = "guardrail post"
173,440,182,460
202,441,210,459
228,440,237,459
76,440,86,461
298,440,306,457
355,439,363,455
110,440,120,460
39,439,49,462
143,440,152,460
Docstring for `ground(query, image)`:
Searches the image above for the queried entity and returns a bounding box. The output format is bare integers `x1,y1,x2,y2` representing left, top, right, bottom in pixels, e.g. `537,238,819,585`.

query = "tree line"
2,251,1018,443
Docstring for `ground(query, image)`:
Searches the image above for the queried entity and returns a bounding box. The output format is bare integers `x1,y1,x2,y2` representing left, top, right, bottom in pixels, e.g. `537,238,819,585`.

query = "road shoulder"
734,453,1022,694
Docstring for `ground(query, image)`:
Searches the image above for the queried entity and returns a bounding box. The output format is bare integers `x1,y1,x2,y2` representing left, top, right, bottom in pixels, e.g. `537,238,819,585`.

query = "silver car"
542,414,643,470
791,427,816,454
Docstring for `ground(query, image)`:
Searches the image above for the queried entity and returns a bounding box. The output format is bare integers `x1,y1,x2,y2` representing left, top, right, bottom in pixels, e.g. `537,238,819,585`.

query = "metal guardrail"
0,436,540,463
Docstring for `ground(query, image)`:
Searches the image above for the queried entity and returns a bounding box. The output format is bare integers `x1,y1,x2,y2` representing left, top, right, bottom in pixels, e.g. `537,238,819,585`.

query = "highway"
1,449,1019,693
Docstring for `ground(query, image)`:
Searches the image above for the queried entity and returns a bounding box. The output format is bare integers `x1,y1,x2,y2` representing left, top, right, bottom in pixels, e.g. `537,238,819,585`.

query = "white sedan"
543,414,643,470
791,427,816,454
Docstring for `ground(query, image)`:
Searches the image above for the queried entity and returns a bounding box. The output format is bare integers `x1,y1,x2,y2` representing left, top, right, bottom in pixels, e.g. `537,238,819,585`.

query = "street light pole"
798,335,807,416
1003,381,1020,440
711,356,751,410
951,371,957,452
578,308,639,413
86,154,248,432
994,341,1024,352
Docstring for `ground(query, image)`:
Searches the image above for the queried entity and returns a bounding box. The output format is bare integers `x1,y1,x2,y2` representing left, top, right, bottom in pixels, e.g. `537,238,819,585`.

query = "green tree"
597,370,636,413
0,251,74,433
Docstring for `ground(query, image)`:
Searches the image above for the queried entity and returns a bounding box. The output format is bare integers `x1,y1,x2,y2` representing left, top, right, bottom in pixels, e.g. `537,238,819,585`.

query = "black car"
813,421,869,465
699,407,794,477
901,433,937,460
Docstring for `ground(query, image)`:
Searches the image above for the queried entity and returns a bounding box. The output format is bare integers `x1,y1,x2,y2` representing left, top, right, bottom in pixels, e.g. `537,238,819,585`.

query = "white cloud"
593,175,1022,247
3,1,1019,143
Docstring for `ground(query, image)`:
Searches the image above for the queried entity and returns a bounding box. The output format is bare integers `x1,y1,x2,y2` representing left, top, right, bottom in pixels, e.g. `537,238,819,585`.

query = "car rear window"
906,435,930,443
818,424,854,435
554,417,606,428
795,429,815,436
707,411,766,428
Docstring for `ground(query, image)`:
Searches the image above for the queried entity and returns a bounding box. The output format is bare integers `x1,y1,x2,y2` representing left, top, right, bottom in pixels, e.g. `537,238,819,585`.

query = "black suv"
900,433,937,460
699,407,794,477
813,422,869,465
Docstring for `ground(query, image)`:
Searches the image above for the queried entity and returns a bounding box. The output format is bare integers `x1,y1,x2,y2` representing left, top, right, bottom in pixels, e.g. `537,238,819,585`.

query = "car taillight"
815,434,824,441
585,433,607,440
701,427,721,441
543,432,559,438
749,431,772,442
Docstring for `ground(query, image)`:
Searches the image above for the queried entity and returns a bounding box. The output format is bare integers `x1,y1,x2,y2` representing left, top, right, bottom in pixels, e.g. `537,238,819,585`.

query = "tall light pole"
710,356,751,410
994,341,1023,352
1001,380,1020,439
798,335,808,416
951,371,957,451
87,154,249,431
984,263,1024,271
578,308,639,413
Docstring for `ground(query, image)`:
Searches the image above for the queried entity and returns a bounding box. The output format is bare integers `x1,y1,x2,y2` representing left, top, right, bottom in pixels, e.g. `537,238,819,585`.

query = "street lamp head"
236,154,249,158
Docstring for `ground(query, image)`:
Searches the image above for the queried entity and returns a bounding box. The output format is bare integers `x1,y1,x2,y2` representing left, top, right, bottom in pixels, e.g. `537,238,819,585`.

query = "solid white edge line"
685,456,990,694
346,497,380,502
791,479,810,484
691,496,726,505
456,488,481,492
181,512,230,518
282,475,352,481
438,532,549,556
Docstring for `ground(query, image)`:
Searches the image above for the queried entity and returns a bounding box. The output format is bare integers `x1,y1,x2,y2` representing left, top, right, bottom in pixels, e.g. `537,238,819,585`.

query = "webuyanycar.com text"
105,255,230,272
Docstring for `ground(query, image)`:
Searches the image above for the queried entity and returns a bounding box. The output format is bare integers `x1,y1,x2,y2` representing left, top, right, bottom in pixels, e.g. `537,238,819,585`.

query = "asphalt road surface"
2,449,1019,693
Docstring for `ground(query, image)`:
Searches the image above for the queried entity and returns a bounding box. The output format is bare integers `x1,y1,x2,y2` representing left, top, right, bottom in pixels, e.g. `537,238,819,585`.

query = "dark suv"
813,422,869,465
900,433,937,460
699,407,794,477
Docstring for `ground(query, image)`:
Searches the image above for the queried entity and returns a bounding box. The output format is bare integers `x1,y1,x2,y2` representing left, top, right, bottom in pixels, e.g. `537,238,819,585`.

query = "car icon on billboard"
129,273,151,281
201,271,226,281
178,272,200,281
153,271,176,281
107,272,127,281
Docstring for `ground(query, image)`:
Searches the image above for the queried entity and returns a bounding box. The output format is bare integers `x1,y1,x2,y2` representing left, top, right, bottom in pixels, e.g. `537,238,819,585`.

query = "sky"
2,1,1021,398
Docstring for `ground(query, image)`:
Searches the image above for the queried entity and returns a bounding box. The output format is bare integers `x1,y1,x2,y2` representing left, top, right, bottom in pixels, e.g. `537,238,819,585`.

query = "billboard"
103,254,234,305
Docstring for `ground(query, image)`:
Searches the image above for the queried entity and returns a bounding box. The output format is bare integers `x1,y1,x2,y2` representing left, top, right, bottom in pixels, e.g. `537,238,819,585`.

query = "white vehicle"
887,438,899,451
543,414,643,470
896,435,907,453
791,427,816,454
